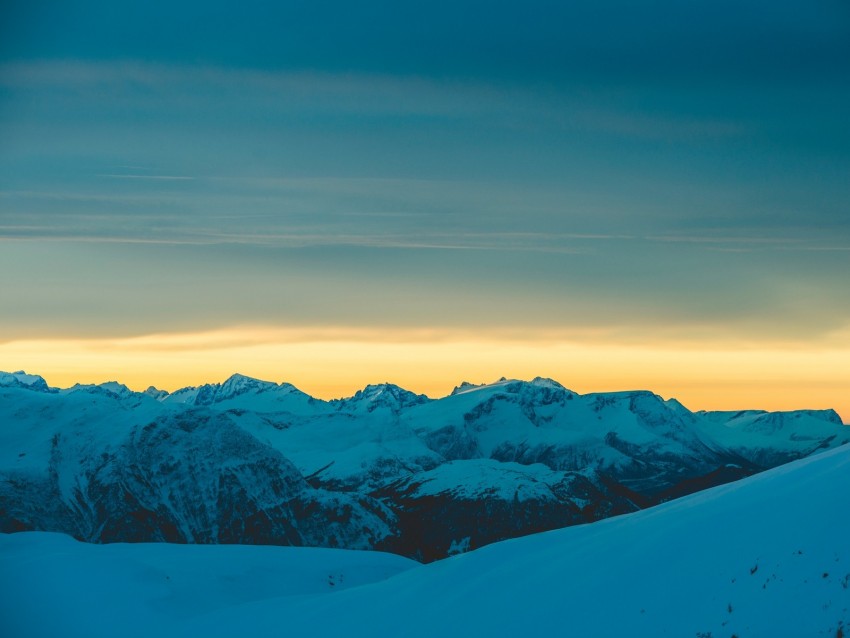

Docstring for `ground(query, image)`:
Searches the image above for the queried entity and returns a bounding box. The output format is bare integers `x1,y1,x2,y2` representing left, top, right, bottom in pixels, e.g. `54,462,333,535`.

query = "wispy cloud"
97,174,194,181
0,60,748,140
4,213,842,253
645,233,836,252
0,60,506,118
0,226,593,253
648,234,806,245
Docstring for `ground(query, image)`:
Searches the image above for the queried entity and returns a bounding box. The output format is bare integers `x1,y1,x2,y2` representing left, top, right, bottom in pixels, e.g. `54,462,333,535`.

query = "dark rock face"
0,407,397,551
374,471,638,562
421,425,482,460
1,374,848,562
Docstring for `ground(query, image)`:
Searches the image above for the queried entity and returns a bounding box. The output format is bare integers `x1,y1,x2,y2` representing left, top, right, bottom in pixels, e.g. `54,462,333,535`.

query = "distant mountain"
1,371,848,560
329,383,431,415
0,370,52,393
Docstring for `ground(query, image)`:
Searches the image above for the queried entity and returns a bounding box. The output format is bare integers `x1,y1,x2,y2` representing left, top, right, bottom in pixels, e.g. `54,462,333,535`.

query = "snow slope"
0,533,416,638
184,444,850,637
2,444,848,637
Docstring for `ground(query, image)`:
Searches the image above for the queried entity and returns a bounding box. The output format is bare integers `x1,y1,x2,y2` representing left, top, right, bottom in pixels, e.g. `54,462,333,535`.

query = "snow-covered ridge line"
2,368,848,561
2,369,555,403
1,370,844,423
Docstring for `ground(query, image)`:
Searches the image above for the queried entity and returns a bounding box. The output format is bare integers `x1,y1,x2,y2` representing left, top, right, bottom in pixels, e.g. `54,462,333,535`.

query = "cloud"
0,60,749,141
0,224,594,252
97,174,194,181
646,233,850,253
0,60,504,118
1,59,847,354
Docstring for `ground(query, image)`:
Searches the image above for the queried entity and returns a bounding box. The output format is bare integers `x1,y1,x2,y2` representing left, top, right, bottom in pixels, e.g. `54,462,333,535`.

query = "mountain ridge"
1,369,848,561
3,370,845,423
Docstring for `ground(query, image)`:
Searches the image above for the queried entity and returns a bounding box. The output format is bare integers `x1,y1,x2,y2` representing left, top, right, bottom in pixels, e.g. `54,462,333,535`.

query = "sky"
1,1,849,418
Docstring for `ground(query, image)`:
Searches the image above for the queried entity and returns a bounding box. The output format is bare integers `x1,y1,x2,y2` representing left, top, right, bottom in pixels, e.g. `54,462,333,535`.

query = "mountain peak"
188,373,279,405
144,386,170,401
335,382,430,413
450,381,485,396
223,372,263,384
450,377,572,399
0,371,52,393
160,373,315,412
529,377,567,390
220,372,277,390
62,381,135,399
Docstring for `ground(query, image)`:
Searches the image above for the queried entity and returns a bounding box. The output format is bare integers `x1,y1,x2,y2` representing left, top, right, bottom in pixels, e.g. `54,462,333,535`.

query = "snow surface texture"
0,533,417,638
1,371,848,561
2,445,848,638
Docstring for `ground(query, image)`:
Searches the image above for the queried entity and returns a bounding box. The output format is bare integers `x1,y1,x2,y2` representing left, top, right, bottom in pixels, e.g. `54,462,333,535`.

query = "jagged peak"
352,382,418,397
161,374,313,408
193,374,277,405
218,373,304,394
361,382,398,393
501,377,575,396
218,372,263,386
449,377,514,396
223,372,266,383
450,377,573,399
99,381,133,394
450,381,485,396
0,370,52,392
61,381,135,399
530,377,568,391
333,382,430,413
144,386,170,401
219,372,278,391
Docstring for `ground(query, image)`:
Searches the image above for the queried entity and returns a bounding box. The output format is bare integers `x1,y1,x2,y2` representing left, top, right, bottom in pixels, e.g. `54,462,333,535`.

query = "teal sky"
1,0,849,344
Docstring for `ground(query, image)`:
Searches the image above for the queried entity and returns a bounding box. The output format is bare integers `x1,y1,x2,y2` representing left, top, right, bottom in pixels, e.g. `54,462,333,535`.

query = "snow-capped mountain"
329,382,431,415
160,373,327,416
3,443,848,638
0,370,53,393
696,407,847,466
1,370,847,560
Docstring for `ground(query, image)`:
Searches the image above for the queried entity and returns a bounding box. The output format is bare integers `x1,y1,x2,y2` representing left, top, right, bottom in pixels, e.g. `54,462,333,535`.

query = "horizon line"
3,368,846,423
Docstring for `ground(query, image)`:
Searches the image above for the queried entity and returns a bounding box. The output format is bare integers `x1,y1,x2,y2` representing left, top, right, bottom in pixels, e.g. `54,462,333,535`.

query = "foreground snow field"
0,535,418,638
3,444,848,637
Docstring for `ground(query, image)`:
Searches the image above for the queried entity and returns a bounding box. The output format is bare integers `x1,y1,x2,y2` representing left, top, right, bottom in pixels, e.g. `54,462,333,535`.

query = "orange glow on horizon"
1,326,848,422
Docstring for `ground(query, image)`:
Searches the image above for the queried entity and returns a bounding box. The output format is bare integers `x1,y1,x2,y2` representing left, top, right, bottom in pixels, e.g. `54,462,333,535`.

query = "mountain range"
1,370,847,561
